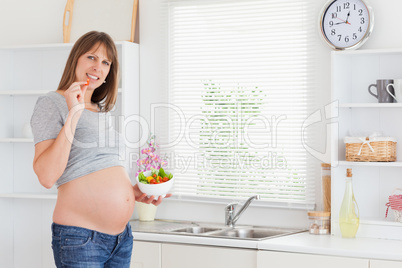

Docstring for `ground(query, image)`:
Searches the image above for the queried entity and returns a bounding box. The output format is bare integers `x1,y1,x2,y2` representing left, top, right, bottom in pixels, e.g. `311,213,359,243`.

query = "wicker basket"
344,137,396,162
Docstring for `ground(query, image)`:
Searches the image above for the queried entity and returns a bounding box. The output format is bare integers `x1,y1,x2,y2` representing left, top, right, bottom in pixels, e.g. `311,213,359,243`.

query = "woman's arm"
33,111,80,188
32,82,87,189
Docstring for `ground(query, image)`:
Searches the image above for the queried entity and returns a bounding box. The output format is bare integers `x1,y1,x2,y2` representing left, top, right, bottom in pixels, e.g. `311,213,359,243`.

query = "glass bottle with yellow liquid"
339,168,360,238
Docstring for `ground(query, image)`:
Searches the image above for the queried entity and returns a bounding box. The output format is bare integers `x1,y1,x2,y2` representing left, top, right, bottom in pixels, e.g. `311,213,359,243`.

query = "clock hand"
345,11,350,23
336,17,351,25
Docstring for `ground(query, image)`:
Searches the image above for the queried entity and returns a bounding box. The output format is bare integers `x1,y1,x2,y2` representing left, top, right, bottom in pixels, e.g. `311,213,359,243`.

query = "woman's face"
75,43,112,90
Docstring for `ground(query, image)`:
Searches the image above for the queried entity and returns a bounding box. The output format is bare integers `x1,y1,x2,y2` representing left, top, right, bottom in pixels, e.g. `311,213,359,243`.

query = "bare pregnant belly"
53,166,135,235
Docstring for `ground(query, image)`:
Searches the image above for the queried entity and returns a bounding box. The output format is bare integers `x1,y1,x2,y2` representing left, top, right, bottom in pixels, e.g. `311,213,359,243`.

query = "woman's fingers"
152,196,163,206
64,81,89,111
133,184,172,205
80,84,88,101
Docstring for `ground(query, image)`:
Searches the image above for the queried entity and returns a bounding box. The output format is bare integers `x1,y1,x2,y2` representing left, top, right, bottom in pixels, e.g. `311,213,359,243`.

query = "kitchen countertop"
130,219,402,262
258,232,402,261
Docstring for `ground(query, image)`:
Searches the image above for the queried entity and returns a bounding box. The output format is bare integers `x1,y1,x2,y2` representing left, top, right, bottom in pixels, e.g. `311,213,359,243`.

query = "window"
165,0,317,208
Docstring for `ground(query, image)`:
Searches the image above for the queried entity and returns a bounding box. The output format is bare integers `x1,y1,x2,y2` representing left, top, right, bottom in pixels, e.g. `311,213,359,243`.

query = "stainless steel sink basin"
206,227,301,240
171,227,222,234
167,225,305,241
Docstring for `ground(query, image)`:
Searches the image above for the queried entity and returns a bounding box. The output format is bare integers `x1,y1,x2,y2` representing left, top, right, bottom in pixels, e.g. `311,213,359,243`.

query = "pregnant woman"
31,31,168,267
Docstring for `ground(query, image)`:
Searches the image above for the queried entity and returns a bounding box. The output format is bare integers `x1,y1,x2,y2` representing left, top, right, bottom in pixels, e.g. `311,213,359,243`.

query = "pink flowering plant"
136,135,167,174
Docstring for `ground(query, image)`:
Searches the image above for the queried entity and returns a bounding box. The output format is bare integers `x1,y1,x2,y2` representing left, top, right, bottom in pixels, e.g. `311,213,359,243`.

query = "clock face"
321,0,372,50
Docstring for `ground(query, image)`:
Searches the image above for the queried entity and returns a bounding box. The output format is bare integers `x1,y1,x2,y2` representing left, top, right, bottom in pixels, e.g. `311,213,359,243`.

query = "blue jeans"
51,222,133,268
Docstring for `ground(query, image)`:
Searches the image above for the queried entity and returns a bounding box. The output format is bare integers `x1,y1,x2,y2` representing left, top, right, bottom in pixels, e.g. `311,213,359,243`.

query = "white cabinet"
257,251,369,268
161,243,257,268
370,259,402,268
130,241,402,268
0,42,139,268
330,49,402,240
131,241,161,268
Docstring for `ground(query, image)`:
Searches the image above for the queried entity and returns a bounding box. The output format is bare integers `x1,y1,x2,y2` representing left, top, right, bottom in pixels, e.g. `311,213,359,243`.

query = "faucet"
225,195,260,227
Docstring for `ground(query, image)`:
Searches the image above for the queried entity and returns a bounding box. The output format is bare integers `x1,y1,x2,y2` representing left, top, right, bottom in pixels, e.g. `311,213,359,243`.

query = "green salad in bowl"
136,168,174,199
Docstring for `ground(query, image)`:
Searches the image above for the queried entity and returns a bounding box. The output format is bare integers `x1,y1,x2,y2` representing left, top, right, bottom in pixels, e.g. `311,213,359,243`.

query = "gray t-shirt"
30,91,126,187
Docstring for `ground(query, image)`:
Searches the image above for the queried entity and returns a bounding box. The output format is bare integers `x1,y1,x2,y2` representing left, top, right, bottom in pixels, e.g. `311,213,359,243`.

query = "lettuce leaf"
158,168,168,178
138,172,148,184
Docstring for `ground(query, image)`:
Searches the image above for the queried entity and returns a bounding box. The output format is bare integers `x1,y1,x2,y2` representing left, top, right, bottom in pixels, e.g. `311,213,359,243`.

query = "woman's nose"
92,60,102,71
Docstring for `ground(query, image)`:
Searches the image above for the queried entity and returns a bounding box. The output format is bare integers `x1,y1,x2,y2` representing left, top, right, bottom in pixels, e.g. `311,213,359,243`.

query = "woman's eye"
103,61,110,66
87,56,95,60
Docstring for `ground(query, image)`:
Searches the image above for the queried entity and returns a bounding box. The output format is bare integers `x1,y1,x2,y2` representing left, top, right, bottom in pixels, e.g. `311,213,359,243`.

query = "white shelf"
0,193,57,199
0,88,122,96
339,103,402,108
333,217,402,227
0,41,131,51
332,48,402,56
358,217,402,227
331,48,402,241
0,138,33,143
332,217,402,240
337,161,402,167
0,90,50,96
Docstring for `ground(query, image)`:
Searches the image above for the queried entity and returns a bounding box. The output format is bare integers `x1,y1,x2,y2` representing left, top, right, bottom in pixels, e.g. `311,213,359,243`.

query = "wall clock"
319,0,374,50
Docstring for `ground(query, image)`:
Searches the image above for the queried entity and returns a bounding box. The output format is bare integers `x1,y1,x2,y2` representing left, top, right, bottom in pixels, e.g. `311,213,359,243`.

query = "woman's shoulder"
34,91,66,111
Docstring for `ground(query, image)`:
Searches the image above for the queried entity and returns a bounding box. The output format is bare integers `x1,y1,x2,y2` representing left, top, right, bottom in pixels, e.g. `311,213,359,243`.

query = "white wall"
0,0,139,46
2,0,402,228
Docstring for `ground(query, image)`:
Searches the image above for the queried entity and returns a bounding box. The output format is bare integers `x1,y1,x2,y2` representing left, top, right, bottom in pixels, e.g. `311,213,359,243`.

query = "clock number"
343,2,350,9
331,29,336,36
354,4,356,10
332,13,337,19
353,33,357,40
338,35,342,41
358,27,362,32
345,36,349,42
361,17,365,24
358,9,363,16
329,21,334,27
336,6,341,12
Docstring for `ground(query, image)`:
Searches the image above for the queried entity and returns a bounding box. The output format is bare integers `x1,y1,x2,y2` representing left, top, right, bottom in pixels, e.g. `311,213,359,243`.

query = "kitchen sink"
207,229,289,239
167,225,305,241
130,219,306,241
171,227,221,234
206,227,301,240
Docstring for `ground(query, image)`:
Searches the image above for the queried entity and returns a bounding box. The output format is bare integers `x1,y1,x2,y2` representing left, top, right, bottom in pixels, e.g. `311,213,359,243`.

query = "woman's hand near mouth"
64,81,89,117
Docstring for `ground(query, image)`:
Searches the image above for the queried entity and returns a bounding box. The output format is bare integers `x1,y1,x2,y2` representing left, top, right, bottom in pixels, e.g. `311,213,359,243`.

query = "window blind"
165,0,317,207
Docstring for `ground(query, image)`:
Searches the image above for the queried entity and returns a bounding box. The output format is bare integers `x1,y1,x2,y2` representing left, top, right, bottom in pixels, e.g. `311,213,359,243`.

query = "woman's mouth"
87,74,99,80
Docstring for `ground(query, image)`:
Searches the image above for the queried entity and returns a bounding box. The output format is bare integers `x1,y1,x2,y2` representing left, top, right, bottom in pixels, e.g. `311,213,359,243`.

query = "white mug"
386,79,402,103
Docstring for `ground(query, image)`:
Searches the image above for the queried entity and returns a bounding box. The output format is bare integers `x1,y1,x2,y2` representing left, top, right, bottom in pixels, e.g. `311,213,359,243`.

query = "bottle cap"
346,168,352,177
321,163,331,168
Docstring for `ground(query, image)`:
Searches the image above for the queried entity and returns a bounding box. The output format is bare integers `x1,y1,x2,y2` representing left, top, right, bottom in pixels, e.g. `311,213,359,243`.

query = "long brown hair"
57,31,119,112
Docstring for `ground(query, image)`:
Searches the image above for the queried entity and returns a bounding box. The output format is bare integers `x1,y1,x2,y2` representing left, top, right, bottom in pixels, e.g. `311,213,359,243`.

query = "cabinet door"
370,259,402,268
257,251,369,268
131,241,161,268
162,244,257,268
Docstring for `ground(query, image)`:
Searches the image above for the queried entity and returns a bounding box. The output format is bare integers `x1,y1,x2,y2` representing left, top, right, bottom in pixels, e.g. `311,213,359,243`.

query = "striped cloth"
385,191,402,218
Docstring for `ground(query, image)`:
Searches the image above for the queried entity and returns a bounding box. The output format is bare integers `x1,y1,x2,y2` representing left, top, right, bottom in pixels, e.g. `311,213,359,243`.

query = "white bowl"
136,170,174,199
